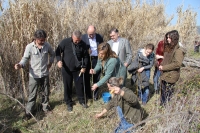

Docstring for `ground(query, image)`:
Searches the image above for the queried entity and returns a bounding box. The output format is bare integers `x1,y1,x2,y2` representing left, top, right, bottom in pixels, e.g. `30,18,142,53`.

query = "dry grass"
0,0,199,132
0,67,200,133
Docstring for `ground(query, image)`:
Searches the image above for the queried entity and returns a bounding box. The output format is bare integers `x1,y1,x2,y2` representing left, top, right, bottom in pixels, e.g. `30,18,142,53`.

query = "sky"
164,0,200,26
1,0,200,26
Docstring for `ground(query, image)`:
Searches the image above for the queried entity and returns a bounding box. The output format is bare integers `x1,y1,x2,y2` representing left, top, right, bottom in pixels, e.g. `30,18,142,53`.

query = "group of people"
14,27,185,131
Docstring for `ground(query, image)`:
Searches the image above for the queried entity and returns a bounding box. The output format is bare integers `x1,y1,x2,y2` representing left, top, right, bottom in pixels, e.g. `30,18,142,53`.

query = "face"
35,38,45,46
107,83,114,90
87,28,95,39
107,83,113,91
98,50,106,60
167,35,172,44
110,31,119,42
145,48,153,56
72,35,81,44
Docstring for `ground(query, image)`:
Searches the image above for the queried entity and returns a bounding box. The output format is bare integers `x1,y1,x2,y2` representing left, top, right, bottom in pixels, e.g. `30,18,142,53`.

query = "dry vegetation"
0,0,199,132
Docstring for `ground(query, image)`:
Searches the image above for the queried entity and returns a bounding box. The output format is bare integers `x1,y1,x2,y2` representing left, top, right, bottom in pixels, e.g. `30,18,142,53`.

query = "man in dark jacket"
56,30,89,112
82,25,103,101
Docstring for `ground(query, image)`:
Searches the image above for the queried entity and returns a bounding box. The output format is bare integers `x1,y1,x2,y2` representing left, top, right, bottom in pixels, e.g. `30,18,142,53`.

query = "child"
128,43,155,104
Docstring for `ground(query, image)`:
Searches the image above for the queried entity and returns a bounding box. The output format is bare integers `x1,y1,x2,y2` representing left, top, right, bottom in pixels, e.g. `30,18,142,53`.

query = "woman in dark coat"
159,30,186,105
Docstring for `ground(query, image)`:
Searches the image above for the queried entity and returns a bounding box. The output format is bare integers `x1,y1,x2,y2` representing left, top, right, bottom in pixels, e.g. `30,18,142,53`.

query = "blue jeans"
138,69,150,103
114,106,133,133
145,69,150,80
153,67,161,91
138,87,149,103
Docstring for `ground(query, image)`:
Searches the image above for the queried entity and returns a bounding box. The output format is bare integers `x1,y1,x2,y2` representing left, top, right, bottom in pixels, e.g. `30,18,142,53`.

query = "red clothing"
156,40,164,66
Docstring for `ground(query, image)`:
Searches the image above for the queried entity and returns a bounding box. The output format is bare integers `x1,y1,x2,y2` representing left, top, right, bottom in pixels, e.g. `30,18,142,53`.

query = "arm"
95,109,107,118
55,39,66,62
93,59,101,73
55,39,66,68
83,43,89,68
48,44,55,68
121,88,138,106
156,54,164,60
143,53,155,69
124,39,133,66
161,49,184,71
96,58,117,87
19,44,31,67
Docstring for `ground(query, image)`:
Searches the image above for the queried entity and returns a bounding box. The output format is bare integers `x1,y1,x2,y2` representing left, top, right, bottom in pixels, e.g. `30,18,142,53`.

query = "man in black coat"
82,25,103,101
56,30,89,112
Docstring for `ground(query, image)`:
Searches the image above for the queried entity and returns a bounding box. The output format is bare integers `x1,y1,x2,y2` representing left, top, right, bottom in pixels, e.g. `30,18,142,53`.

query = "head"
87,25,96,39
109,28,119,42
164,30,179,51
72,30,82,44
165,30,179,45
107,77,124,90
34,30,47,46
98,42,117,60
144,43,154,56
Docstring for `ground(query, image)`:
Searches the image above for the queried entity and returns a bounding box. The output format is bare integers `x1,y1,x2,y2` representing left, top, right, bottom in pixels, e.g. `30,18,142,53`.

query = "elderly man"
56,30,89,112
107,28,133,85
82,25,103,101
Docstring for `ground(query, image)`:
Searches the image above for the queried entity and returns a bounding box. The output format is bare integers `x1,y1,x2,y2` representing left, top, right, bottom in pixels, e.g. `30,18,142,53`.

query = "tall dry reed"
0,1,199,132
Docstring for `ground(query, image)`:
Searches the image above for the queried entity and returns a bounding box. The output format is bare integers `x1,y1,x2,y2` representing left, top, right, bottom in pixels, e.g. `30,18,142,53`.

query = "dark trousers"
160,80,174,105
85,56,101,99
62,67,85,105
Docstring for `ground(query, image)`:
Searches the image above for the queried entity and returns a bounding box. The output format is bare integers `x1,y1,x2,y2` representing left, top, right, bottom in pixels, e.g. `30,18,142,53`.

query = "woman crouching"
95,77,142,132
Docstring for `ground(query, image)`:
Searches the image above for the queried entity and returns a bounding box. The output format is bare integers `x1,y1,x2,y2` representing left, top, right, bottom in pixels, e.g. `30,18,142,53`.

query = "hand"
156,55,164,59
111,87,124,96
80,68,86,73
159,65,163,70
88,49,92,54
91,84,98,91
14,64,22,70
57,61,63,68
90,69,96,74
95,109,107,119
95,113,103,119
124,63,128,67
137,67,144,73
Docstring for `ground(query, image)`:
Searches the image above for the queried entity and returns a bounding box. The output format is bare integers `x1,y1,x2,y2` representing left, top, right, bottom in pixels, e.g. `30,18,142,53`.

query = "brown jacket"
160,44,186,83
105,87,142,124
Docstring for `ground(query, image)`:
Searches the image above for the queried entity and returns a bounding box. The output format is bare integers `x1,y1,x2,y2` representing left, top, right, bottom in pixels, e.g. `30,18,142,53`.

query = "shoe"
81,103,88,108
23,113,32,120
94,97,98,101
67,105,73,112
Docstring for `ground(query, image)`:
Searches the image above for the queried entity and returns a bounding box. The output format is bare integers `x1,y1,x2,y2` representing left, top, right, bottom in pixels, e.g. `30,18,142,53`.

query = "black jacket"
82,33,103,50
56,37,89,71
128,52,149,89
